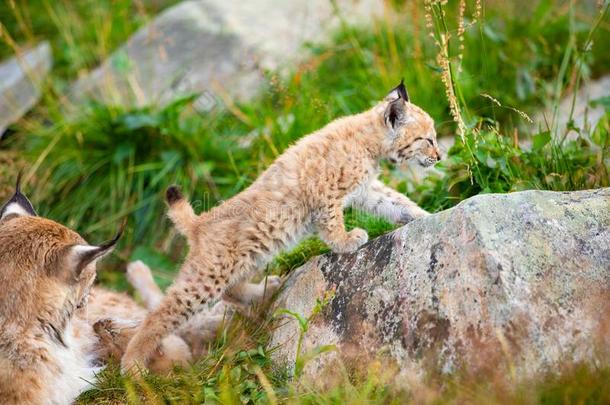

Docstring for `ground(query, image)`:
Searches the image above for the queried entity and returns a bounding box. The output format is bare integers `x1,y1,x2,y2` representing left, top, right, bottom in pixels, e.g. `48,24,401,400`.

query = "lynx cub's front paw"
332,228,368,254
260,275,282,294
398,207,430,225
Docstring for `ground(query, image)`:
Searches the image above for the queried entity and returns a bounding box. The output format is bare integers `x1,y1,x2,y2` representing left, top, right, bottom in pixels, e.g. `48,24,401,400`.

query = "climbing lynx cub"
122,81,441,373
0,180,280,404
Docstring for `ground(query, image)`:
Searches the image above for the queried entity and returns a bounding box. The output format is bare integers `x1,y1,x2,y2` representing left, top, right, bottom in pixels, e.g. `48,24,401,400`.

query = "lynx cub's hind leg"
122,185,234,375
351,180,429,224
123,256,281,370
121,270,227,375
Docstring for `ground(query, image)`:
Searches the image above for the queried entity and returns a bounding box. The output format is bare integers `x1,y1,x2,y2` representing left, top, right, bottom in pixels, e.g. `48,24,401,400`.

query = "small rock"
0,42,52,136
270,188,610,380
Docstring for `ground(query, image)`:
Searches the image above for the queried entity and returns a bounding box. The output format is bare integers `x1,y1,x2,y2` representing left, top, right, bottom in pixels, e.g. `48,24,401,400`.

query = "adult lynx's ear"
0,173,37,220
67,226,124,277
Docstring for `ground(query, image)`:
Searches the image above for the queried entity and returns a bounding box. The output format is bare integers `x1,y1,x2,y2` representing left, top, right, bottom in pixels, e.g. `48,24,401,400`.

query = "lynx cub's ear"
384,79,410,130
385,79,410,103
0,173,37,220
385,98,407,129
66,227,123,277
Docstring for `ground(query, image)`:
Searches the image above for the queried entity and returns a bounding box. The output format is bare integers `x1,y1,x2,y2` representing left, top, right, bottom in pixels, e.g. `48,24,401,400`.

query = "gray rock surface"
71,0,381,110
270,188,610,380
0,42,52,136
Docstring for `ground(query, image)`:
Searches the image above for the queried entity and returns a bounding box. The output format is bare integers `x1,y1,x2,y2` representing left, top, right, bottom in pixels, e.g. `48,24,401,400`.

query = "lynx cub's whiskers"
121,81,441,374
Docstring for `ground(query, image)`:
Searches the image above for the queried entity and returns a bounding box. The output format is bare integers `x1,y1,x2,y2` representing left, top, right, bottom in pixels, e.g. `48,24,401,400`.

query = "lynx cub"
0,179,280,404
121,81,440,373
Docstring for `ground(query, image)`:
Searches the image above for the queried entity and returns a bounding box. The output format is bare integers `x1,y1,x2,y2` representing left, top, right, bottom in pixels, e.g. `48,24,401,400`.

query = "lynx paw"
126,260,154,288
93,318,115,336
121,351,148,377
332,228,368,254
93,319,124,360
398,209,430,225
260,275,282,294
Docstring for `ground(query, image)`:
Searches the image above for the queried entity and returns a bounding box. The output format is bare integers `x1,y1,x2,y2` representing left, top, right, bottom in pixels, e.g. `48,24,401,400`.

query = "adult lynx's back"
122,81,441,373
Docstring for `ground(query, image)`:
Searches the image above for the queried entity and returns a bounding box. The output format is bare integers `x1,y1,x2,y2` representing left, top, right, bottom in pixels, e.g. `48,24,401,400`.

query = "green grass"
76,342,610,404
416,122,610,212
1,0,610,403
0,0,179,79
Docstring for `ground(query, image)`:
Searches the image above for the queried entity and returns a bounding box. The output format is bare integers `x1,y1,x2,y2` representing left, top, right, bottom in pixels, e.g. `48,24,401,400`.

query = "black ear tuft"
72,222,125,276
0,173,37,220
15,171,22,193
395,79,410,102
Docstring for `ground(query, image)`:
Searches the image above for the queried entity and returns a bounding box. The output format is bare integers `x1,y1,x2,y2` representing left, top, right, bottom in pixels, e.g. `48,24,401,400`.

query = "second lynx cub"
122,81,441,373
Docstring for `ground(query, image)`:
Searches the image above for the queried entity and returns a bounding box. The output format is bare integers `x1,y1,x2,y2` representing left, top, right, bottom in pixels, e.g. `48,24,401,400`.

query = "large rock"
0,42,52,136
270,188,610,380
71,0,381,110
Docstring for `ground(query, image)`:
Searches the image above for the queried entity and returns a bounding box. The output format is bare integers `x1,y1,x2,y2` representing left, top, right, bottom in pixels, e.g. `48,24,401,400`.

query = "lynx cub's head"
0,176,120,349
380,80,441,167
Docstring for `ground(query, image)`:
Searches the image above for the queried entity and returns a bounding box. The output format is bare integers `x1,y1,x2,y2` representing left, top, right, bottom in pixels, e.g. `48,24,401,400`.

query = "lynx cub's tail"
166,186,197,239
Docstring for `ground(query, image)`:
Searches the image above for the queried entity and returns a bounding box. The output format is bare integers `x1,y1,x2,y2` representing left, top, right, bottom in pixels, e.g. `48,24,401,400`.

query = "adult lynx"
0,179,279,404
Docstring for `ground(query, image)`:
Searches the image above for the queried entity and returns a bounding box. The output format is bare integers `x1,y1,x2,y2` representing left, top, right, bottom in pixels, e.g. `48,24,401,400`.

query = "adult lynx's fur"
0,179,124,404
122,81,441,373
